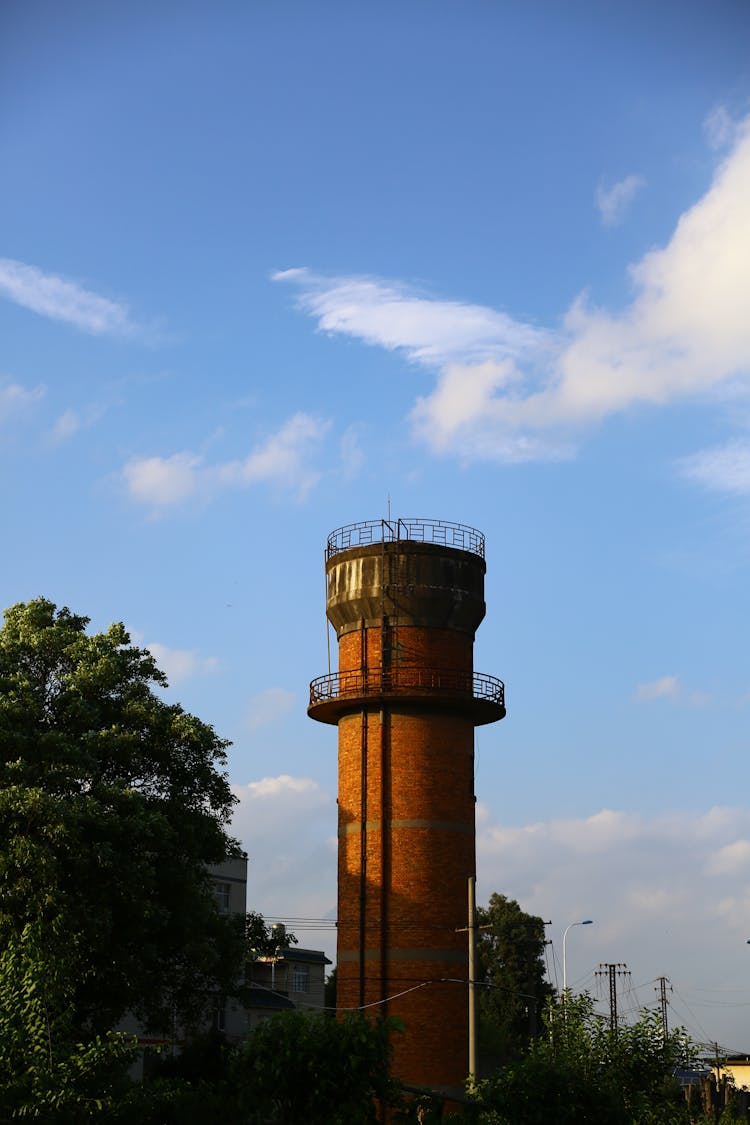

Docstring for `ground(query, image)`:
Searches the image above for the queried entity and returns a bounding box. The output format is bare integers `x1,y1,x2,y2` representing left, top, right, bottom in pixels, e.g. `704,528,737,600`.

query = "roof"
246,987,295,1011
254,947,332,965
280,947,332,964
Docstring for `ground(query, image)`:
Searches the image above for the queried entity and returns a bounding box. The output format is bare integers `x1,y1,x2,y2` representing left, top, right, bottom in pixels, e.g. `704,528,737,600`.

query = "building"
713,1056,750,1091
124,851,331,1067
207,859,333,1033
308,517,505,1097
119,853,249,1074
247,946,331,1029
208,854,251,1040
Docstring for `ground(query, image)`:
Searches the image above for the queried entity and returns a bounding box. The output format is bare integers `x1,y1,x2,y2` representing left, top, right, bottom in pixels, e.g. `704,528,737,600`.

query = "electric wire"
328,974,542,1013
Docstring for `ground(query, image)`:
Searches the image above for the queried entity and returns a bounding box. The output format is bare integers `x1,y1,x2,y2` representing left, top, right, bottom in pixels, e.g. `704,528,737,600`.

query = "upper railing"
326,518,485,561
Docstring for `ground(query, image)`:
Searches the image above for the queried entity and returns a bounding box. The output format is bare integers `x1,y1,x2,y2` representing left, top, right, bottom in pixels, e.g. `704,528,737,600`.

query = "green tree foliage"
324,965,337,1012
0,915,136,1120
124,1012,401,1125
245,912,298,959
231,1011,401,1124
476,894,554,1068
467,994,697,1125
0,598,244,1041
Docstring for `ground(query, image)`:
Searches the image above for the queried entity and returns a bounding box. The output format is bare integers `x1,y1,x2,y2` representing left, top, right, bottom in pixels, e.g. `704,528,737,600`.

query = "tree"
121,1012,402,1125
230,1011,402,1124
476,894,554,1069
324,965,337,1012
0,598,244,1040
467,994,697,1125
245,912,298,959
0,915,136,1121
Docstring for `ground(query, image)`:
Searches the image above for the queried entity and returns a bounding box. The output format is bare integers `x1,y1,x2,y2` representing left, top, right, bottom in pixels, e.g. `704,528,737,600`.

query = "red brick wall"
339,625,473,675
336,689,476,1088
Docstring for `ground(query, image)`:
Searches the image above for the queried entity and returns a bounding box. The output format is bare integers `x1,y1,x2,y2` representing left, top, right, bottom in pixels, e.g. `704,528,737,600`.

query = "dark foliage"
0,598,244,1038
476,893,554,1068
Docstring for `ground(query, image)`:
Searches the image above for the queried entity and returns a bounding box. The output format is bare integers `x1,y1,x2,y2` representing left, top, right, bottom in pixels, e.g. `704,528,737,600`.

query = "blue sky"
3,0,750,1048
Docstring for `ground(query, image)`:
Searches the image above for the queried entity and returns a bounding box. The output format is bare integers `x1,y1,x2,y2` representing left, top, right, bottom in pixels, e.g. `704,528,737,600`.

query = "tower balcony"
307,667,505,726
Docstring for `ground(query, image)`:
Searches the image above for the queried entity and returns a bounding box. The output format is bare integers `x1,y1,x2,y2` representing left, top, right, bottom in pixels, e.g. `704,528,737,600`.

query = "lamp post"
562,919,593,995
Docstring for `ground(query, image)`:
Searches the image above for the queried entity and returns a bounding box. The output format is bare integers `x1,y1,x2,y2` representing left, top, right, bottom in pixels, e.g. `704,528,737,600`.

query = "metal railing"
309,667,504,708
325,518,485,560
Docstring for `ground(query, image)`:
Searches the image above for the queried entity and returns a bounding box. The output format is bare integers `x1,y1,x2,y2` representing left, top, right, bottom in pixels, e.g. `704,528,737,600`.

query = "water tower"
308,518,505,1096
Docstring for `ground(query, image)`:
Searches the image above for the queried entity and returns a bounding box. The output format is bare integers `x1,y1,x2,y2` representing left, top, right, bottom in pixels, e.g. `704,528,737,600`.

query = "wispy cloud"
634,674,681,701
276,113,750,466
679,440,750,495
339,426,365,479
273,267,551,367
704,104,739,150
0,380,44,423
0,258,138,336
246,688,296,730
147,642,219,685
595,174,646,226
124,451,202,507
49,403,106,444
123,412,330,511
633,675,711,706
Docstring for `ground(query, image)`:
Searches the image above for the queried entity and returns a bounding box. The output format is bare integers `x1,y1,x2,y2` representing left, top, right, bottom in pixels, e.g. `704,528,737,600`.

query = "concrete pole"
468,875,477,1083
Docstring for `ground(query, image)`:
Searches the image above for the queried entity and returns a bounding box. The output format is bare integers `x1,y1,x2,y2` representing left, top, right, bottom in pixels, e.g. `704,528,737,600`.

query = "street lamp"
563,920,593,995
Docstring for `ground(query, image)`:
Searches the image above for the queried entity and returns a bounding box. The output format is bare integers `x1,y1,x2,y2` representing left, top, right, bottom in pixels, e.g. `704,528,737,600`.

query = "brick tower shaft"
309,519,505,1097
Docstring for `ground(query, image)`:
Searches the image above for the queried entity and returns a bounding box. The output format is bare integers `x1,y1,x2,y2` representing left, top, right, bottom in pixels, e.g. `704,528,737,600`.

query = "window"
214,882,231,914
212,996,226,1032
291,964,309,993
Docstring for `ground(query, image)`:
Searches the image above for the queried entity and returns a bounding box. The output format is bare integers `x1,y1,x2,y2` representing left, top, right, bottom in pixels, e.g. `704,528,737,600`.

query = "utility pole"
655,976,672,1038
456,875,491,1085
596,962,629,1033
467,875,477,1083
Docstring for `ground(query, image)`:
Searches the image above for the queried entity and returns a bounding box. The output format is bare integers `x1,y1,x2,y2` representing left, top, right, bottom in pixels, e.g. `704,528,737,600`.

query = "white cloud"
476,804,750,1048
595,174,646,226
273,267,551,367
634,674,681,701
679,440,750,494
0,380,44,423
52,409,81,443
704,104,738,150
246,688,296,730
242,775,322,800
339,425,365,479
277,114,750,465
231,775,337,937
49,403,106,444
0,258,138,336
147,642,219,685
123,412,329,510
706,839,750,875
124,452,202,507
230,771,750,1044
222,412,329,494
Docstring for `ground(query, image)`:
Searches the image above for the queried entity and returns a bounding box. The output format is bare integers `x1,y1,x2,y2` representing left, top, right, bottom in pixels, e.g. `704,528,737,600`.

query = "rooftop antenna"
387,493,391,522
